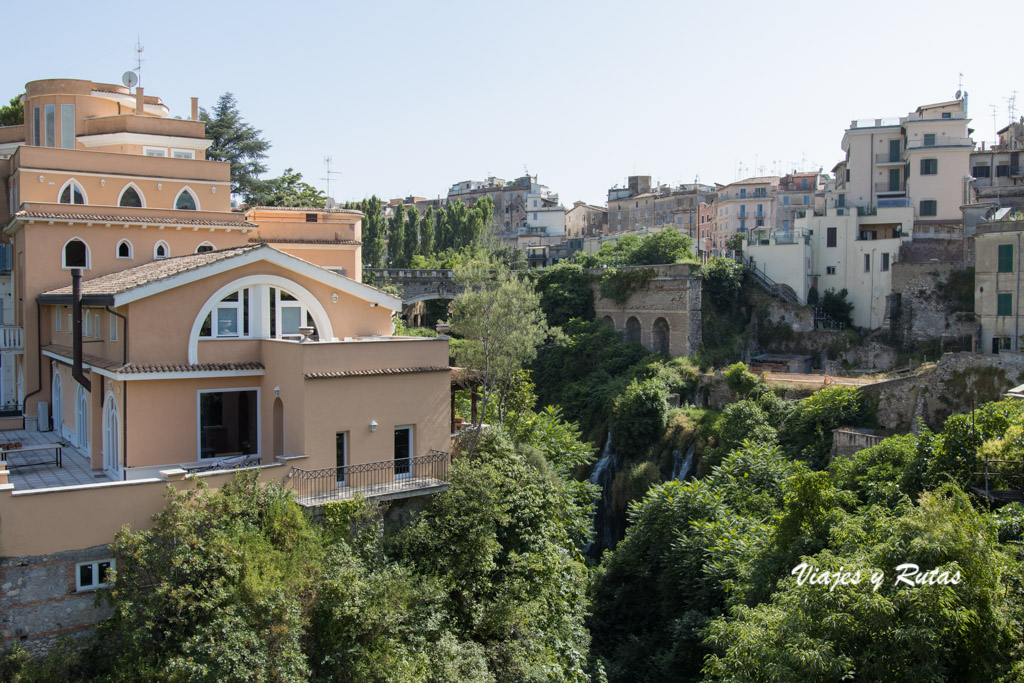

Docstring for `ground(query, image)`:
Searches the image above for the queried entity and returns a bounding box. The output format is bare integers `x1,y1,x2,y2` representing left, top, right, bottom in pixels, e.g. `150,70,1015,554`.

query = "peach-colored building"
0,79,452,652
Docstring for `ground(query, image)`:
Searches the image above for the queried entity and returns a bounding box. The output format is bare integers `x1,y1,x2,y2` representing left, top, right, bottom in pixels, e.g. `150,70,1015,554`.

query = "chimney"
71,269,91,393
135,87,144,115
191,97,199,121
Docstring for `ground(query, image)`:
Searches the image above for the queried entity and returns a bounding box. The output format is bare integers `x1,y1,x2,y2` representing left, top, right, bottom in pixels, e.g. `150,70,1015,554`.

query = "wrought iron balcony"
291,450,450,506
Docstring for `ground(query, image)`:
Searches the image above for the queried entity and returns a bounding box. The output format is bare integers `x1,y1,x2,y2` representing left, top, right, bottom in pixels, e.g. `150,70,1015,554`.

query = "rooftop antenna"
1008,91,1019,124
991,104,1000,144
321,155,342,199
133,37,144,88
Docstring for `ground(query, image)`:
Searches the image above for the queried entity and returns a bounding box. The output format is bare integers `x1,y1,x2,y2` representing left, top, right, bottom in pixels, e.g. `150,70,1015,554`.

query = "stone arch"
625,316,641,344
652,317,670,355
601,315,614,329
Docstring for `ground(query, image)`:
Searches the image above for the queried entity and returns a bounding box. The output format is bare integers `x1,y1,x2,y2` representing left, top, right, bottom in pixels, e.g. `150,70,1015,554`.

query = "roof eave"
36,293,115,306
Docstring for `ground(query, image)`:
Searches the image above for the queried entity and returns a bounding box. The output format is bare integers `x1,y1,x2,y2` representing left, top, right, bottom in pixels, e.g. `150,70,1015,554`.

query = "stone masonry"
589,263,702,358
1,544,114,654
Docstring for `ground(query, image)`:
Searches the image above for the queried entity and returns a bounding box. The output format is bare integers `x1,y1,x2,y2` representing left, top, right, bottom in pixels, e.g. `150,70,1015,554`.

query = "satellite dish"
955,89,962,100
122,71,139,88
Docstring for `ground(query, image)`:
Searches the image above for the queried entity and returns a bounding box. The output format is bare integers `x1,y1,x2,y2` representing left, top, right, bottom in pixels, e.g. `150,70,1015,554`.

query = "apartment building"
835,98,974,239
607,176,716,237
447,174,558,235
565,201,607,239
712,176,779,251
775,171,823,233
0,78,451,651
972,119,1024,211
975,217,1024,353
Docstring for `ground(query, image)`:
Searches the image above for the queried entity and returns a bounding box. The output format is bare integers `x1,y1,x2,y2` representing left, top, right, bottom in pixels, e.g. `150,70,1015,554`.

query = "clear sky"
4,0,1022,206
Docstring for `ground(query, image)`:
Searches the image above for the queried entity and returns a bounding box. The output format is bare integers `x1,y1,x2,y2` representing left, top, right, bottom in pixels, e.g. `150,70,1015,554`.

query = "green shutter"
998,293,1013,316
999,244,1014,273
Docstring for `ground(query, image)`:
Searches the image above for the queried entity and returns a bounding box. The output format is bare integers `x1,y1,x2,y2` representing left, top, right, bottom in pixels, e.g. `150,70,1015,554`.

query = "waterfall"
587,433,620,556
671,442,696,481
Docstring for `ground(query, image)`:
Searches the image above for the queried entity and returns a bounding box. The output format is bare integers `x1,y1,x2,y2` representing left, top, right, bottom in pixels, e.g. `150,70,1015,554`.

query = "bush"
701,258,744,311
535,262,595,327
610,378,670,456
724,362,760,397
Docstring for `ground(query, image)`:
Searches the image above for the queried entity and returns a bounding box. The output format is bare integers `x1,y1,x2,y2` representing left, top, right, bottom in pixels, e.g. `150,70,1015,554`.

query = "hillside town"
3,70,1024,682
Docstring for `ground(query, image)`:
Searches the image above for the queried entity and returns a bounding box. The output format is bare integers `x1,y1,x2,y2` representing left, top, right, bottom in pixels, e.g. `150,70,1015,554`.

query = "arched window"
195,242,215,254
58,179,86,205
652,317,670,356
174,187,198,211
102,392,121,478
62,238,90,269
154,240,169,260
116,239,133,259
118,184,144,208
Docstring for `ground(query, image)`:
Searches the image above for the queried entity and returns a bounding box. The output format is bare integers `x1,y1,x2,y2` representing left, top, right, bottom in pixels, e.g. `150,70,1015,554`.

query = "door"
51,372,62,435
394,426,412,480
102,393,120,479
75,385,89,450
888,168,901,192
336,432,347,487
889,139,901,163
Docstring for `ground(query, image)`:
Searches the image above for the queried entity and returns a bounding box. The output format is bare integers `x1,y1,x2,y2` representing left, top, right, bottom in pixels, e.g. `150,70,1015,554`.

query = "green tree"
535,262,595,327
701,257,744,311
403,205,419,266
609,378,670,456
361,196,387,271
420,207,435,256
0,95,23,127
249,167,326,207
630,229,695,265
435,206,450,252
821,287,854,327
388,202,406,267
200,93,271,203
450,259,550,452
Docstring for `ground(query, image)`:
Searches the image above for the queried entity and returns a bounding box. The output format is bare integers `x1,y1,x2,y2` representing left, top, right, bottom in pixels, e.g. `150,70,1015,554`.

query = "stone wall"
889,262,977,348
862,352,1024,433
590,264,702,358
898,240,965,264
1,544,114,654
831,429,883,460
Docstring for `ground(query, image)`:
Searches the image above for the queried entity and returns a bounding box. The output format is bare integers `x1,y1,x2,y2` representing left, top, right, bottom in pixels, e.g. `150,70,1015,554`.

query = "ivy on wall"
599,267,655,304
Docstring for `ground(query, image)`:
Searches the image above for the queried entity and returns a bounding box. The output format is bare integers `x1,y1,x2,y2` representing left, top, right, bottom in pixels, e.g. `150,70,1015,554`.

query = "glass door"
394,426,412,479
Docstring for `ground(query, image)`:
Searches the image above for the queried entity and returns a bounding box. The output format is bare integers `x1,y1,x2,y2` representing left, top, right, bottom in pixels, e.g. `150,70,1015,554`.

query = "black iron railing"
290,450,450,502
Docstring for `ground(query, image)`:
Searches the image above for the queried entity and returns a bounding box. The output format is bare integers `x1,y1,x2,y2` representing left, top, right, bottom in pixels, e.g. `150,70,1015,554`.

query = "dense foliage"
576,230,696,269
535,263,595,327
3,407,599,682
0,94,23,127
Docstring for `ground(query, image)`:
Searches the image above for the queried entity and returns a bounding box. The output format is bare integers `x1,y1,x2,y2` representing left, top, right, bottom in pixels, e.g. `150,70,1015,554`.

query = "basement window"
305,213,318,223
76,559,115,591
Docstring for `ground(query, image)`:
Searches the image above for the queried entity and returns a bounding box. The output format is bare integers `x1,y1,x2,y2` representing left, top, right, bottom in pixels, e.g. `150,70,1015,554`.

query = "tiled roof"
13,210,255,230
244,205,364,216
305,366,451,380
727,176,780,186
41,244,264,297
43,345,264,374
248,237,361,245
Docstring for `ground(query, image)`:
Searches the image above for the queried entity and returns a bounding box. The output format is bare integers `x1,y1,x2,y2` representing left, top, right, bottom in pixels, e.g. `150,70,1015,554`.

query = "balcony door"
394,426,413,480
336,432,347,487
888,168,901,192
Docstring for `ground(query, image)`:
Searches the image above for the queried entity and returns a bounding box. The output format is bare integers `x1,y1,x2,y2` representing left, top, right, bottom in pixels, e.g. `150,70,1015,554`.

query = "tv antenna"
991,104,1000,143
321,156,342,199
1008,91,1019,124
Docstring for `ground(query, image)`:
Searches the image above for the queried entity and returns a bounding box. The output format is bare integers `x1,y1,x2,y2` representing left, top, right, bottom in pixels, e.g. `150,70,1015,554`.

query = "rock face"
862,352,1024,433
889,262,977,349
590,264,702,358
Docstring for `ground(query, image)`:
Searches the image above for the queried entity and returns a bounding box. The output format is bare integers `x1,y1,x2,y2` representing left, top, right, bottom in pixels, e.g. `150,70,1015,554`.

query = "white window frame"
195,241,215,253
116,239,133,260
60,237,91,270
117,183,146,208
171,148,195,160
76,558,115,592
174,186,200,211
83,311,92,337
154,240,170,260
196,387,261,462
273,287,310,339
143,146,168,157
214,291,244,338
57,178,88,205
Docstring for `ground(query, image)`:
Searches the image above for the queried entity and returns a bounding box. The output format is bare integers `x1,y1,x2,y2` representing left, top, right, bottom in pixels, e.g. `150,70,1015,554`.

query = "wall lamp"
369,420,378,432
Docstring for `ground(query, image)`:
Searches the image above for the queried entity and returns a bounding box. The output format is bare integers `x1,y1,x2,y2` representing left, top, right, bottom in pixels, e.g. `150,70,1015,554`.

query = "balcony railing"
875,182,905,193
290,450,450,505
875,153,903,164
0,326,22,350
877,197,911,209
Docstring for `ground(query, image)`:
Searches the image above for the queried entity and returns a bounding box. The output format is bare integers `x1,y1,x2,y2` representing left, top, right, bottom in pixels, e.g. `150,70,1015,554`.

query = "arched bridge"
363,268,463,305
